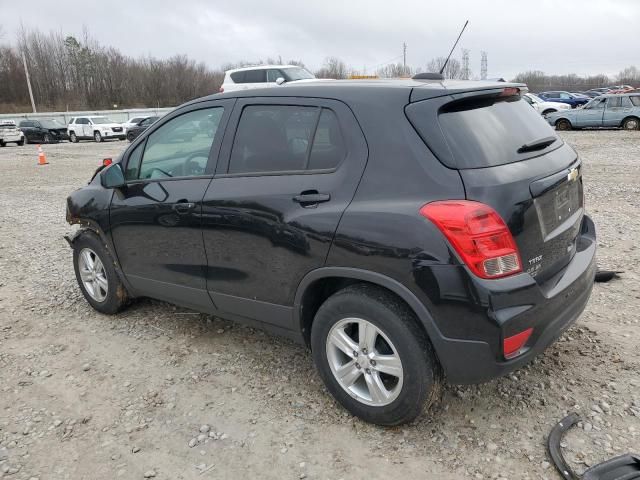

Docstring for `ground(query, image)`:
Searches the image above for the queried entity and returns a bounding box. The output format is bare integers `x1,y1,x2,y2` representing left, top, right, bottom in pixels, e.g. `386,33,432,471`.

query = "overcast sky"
5,0,639,79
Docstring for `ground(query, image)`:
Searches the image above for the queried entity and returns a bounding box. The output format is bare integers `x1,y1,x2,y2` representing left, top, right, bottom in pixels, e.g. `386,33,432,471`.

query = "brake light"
503,328,533,358
420,201,522,279
102,158,112,166
500,87,520,97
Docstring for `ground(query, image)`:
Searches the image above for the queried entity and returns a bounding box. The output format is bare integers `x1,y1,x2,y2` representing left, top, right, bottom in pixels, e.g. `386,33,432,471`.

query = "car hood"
541,101,571,109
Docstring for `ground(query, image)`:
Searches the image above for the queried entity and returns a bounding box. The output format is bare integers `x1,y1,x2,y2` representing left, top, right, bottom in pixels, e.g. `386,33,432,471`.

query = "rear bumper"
432,214,596,384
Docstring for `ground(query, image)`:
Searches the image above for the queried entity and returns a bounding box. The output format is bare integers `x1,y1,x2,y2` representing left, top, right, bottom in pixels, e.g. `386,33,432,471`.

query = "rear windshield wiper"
517,136,557,154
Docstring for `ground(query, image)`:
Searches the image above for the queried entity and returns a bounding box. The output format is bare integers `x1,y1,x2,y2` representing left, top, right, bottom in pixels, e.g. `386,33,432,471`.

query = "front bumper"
430,214,596,384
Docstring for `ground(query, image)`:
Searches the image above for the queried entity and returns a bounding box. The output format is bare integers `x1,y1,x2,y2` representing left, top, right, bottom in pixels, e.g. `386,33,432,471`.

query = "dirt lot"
0,131,639,480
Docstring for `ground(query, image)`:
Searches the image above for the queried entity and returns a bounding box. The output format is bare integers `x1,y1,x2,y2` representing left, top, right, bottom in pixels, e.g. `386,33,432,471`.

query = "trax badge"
567,168,579,182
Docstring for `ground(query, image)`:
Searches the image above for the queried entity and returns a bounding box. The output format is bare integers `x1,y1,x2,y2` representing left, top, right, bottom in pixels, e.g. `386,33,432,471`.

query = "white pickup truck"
67,116,125,143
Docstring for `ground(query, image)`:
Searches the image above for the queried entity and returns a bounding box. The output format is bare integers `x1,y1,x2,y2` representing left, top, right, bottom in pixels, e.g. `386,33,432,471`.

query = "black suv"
66,79,596,425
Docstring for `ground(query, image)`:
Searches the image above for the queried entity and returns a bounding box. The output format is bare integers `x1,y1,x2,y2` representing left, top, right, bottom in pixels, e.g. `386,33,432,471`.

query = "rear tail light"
503,328,533,359
500,87,520,97
420,200,522,279
102,158,112,166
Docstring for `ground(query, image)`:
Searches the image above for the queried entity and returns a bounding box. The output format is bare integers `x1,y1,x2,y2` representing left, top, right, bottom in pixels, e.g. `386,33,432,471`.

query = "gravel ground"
0,131,639,480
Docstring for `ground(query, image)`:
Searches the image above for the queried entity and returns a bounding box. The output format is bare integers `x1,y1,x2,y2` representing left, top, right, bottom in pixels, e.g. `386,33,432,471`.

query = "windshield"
528,94,543,103
90,117,114,125
283,67,315,81
40,119,65,129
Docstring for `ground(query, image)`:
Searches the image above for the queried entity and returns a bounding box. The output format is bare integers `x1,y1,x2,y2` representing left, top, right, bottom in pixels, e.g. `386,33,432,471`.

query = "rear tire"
17,139,24,146
556,119,572,131
311,283,441,426
0,141,5,147
622,117,640,130
94,131,103,142
72,231,130,314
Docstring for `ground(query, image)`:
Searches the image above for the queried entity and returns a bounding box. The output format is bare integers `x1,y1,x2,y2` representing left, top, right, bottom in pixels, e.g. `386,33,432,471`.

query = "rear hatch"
406,86,584,282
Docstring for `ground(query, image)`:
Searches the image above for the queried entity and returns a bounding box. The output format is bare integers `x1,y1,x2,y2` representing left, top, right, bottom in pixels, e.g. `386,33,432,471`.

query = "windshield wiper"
517,136,557,154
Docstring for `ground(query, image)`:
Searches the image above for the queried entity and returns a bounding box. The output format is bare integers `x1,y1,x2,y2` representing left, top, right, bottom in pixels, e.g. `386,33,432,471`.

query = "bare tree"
315,57,348,79
427,56,463,79
376,63,412,78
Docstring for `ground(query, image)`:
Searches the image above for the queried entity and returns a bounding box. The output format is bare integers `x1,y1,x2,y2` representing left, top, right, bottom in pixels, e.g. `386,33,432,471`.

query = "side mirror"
100,163,126,189
275,77,286,86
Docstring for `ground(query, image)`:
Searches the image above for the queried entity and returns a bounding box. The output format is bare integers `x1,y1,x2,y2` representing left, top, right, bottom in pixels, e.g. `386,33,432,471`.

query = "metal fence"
0,107,175,125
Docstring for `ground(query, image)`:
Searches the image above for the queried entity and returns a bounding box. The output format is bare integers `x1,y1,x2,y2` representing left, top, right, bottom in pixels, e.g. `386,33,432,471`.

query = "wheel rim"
326,317,403,407
625,119,638,130
71,133,76,142
44,134,51,143
94,132,100,141
557,120,570,130
78,248,108,302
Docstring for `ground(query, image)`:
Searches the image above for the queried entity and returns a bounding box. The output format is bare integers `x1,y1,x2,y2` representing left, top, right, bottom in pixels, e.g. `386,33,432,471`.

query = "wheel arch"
294,267,446,355
621,115,640,128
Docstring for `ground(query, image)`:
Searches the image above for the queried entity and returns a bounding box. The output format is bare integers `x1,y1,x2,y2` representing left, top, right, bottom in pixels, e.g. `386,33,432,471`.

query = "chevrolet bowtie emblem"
567,168,579,182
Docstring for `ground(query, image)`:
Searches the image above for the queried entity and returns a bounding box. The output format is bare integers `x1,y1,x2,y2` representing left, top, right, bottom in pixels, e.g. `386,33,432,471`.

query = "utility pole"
22,52,37,113
402,42,407,69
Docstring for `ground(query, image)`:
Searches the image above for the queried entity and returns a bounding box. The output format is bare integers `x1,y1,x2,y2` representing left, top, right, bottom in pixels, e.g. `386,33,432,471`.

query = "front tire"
43,133,52,144
556,119,572,131
94,131,103,142
70,132,78,143
127,132,135,142
311,284,441,426
622,117,640,130
72,231,129,314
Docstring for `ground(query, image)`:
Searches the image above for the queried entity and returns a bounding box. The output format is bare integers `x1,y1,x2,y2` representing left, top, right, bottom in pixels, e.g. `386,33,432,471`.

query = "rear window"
407,94,560,169
630,96,640,107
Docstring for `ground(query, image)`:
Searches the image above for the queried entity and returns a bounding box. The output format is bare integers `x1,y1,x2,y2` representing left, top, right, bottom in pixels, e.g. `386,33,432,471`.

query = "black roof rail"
412,72,444,81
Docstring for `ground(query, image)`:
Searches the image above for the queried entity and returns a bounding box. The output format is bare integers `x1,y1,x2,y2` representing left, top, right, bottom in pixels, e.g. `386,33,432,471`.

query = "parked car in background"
0,120,25,147
220,65,317,93
607,85,636,94
537,91,590,108
584,88,611,98
67,116,125,143
122,116,153,134
19,118,69,144
546,93,640,130
523,93,571,117
126,116,159,141
66,79,596,425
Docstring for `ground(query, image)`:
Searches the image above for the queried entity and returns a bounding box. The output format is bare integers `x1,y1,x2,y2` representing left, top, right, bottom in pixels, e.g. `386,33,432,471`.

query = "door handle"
292,191,331,206
173,202,196,214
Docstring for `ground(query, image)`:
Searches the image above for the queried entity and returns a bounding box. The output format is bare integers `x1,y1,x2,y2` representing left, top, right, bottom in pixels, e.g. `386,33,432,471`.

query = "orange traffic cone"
37,144,48,165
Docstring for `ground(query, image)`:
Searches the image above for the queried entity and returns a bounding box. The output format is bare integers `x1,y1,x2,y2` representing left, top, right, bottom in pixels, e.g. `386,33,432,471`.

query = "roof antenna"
439,20,469,76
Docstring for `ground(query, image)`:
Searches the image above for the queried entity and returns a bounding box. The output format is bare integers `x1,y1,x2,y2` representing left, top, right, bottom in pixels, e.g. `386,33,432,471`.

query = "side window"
229,105,318,174
267,69,284,82
608,97,622,108
559,93,570,99
125,142,144,180
69,118,75,125
590,99,605,110
228,105,346,174
230,71,246,83
78,118,89,125
630,96,640,107
136,107,223,180
621,96,633,108
308,109,346,170
243,69,266,83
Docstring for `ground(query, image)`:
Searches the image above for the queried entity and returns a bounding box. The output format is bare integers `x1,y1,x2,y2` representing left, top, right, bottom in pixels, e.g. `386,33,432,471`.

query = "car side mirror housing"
276,77,286,86
100,163,126,189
